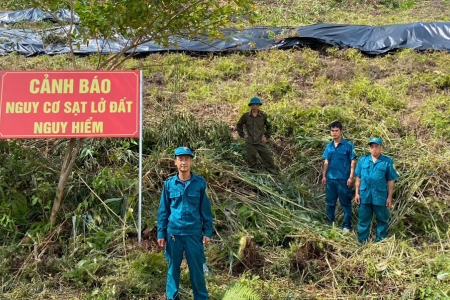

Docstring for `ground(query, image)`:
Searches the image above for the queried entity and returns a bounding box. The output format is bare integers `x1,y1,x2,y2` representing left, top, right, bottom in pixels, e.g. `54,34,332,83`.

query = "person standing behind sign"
236,97,279,175
354,138,398,243
157,147,213,300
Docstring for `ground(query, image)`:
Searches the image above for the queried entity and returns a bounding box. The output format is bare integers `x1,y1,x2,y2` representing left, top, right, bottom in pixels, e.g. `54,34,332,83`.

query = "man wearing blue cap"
236,97,279,175
157,147,213,300
355,138,398,243
322,121,357,232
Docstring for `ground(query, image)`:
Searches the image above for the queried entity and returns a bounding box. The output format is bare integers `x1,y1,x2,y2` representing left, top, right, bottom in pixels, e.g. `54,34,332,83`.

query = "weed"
1,1,450,299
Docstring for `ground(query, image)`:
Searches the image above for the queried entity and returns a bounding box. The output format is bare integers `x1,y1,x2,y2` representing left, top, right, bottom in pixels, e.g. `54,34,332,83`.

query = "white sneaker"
342,228,350,234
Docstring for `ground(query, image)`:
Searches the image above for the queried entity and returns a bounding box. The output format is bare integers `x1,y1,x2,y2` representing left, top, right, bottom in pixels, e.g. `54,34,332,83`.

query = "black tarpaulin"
0,8,450,57
0,8,79,25
277,22,450,54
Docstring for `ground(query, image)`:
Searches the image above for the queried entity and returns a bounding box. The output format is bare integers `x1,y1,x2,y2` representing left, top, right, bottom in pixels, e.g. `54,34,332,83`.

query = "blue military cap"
248,97,262,106
174,146,194,157
368,137,383,145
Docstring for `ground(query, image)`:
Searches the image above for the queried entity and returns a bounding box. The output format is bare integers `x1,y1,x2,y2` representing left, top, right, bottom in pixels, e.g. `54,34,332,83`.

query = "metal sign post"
138,70,143,243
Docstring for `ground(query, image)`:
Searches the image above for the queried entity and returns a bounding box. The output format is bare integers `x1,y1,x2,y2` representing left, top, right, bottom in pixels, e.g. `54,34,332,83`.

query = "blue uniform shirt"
157,173,213,240
322,138,357,180
355,154,399,206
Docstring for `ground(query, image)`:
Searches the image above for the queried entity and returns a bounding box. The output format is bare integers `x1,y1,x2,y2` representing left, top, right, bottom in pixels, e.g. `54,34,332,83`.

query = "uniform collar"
247,110,262,116
366,154,384,163
175,173,194,183
330,138,345,146
336,138,346,144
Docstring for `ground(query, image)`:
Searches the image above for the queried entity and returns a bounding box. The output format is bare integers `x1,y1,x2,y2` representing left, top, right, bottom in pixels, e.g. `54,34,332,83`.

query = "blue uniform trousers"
326,179,353,229
165,234,208,300
357,204,389,243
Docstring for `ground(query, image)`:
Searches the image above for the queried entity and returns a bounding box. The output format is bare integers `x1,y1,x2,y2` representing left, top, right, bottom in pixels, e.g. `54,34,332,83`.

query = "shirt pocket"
169,192,182,206
374,164,387,178
359,163,369,190
187,192,200,207
374,185,388,204
170,192,181,198
326,150,333,161
335,147,349,166
359,182,367,191
375,184,387,192
361,163,371,177
258,116,265,126
335,146,348,155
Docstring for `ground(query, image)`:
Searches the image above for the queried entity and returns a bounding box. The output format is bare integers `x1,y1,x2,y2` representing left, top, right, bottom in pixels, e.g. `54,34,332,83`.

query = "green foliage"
0,140,57,242
237,205,259,227
418,95,450,139
347,76,405,111
129,252,167,284
0,0,31,10
223,274,299,299
379,0,416,9
149,110,233,150
330,0,415,10
0,245,16,285
418,286,449,300
42,31,72,45
214,55,249,80
87,285,117,300
92,167,133,196
253,0,332,25
259,74,293,98
223,283,261,300
431,71,450,90
2,1,450,299
83,229,116,250
64,256,112,287
70,0,255,53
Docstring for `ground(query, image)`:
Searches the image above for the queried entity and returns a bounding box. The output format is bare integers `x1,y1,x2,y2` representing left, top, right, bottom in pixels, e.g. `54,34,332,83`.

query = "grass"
252,0,450,26
1,0,450,299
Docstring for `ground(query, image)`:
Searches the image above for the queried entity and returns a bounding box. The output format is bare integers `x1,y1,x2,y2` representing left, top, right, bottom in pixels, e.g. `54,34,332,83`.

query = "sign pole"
138,70,143,243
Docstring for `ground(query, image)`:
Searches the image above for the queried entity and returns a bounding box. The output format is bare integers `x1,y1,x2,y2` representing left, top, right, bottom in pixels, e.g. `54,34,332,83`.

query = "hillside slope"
1,1,450,299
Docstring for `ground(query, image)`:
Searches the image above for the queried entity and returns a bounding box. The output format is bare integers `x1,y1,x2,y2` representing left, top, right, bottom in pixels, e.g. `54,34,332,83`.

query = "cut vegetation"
0,0,450,299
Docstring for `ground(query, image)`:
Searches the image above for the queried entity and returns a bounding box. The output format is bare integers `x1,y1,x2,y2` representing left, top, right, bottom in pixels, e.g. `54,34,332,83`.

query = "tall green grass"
1,0,450,299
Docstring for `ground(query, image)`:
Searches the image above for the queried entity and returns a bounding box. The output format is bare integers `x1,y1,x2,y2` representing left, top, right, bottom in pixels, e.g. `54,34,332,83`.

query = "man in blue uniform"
355,137,398,243
322,121,357,232
157,147,213,300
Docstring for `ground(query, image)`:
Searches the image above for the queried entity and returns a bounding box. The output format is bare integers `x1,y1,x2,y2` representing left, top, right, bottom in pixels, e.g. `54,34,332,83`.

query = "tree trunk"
50,138,84,227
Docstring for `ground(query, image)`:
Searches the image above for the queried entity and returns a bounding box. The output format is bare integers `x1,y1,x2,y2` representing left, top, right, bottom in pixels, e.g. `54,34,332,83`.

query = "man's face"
251,104,260,110
174,155,193,173
369,143,382,157
330,127,342,139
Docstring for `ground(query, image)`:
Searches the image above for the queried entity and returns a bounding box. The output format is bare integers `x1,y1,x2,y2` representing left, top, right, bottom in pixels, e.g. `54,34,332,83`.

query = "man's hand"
321,177,327,186
262,136,267,142
347,177,354,187
203,236,211,244
386,197,393,208
244,134,248,139
157,239,165,248
354,194,360,205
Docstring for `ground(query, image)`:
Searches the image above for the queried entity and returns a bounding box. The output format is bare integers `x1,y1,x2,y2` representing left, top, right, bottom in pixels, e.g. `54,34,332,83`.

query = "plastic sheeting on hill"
0,8,79,24
1,8,450,56
280,23,450,54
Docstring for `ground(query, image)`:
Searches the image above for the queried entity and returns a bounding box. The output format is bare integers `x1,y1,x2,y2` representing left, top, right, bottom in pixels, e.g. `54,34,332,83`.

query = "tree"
6,0,255,227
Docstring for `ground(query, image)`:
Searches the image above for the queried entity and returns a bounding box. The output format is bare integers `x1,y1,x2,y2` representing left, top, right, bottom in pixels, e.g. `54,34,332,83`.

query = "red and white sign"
0,70,140,138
